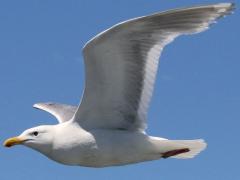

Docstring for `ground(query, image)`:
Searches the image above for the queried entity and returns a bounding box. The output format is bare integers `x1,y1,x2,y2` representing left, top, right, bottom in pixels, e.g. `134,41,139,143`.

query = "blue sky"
0,0,239,179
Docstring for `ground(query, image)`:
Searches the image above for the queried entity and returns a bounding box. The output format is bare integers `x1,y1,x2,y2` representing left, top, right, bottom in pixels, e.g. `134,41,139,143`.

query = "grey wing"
73,3,234,131
33,102,77,123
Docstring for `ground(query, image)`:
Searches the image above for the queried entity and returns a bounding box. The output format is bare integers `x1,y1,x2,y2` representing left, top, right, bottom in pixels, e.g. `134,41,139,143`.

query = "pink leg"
162,148,190,159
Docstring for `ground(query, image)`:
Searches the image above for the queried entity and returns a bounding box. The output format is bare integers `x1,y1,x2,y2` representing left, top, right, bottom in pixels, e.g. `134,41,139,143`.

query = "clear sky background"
0,0,239,179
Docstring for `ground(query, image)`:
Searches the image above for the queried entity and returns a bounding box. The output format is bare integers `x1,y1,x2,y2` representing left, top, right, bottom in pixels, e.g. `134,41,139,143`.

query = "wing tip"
214,2,235,14
33,102,55,109
214,2,235,8
33,103,41,109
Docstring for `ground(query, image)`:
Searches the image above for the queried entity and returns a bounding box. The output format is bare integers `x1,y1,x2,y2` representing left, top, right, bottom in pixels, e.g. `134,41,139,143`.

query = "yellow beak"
3,137,25,147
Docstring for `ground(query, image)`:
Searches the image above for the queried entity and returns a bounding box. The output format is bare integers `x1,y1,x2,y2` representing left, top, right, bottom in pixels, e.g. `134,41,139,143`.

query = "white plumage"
4,3,234,167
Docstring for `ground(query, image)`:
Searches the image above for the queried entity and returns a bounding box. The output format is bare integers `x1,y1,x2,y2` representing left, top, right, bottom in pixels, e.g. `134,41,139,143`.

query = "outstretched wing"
33,102,77,123
73,3,234,131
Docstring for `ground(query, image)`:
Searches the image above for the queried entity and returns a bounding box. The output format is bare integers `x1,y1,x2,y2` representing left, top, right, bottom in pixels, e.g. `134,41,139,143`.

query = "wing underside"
72,3,234,131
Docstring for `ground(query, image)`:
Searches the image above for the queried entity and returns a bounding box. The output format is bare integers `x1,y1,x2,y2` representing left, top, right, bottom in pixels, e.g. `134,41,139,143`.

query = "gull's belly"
48,129,160,167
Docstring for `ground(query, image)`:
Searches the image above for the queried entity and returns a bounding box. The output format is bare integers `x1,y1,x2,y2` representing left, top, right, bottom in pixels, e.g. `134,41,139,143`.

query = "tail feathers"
159,139,207,159
172,139,207,159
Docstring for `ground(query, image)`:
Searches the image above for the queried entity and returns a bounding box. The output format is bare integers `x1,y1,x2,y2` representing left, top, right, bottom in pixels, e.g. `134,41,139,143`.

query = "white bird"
4,3,234,167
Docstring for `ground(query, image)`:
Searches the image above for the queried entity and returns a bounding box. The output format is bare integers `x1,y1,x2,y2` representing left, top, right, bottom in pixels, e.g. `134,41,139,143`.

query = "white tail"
152,138,207,159
169,139,207,159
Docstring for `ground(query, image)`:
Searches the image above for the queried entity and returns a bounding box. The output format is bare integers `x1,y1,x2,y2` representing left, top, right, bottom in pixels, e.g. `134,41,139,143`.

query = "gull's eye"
32,131,39,136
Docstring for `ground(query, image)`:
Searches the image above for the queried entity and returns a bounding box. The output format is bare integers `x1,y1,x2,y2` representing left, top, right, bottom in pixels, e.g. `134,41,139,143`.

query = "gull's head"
3,125,54,154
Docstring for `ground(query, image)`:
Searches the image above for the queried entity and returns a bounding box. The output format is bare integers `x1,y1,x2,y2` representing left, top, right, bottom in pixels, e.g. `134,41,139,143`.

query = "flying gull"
4,3,234,167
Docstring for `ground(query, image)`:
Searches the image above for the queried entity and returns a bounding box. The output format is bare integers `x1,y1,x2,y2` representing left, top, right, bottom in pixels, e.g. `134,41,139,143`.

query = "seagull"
4,3,234,167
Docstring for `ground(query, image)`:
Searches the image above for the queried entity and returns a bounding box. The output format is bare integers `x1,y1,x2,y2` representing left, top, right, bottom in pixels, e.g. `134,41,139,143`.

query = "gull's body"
45,123,161,167
20,122,199,167
4,3,234,167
